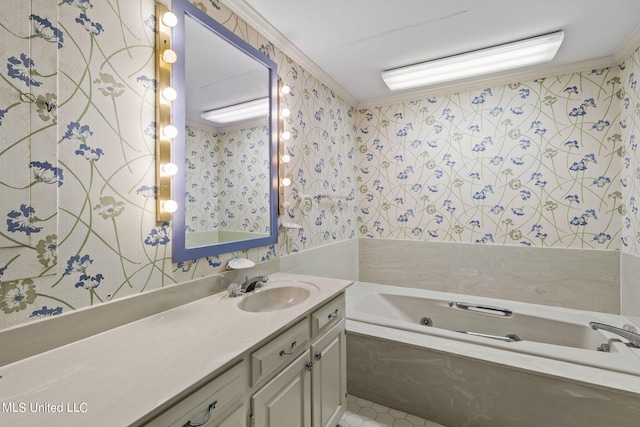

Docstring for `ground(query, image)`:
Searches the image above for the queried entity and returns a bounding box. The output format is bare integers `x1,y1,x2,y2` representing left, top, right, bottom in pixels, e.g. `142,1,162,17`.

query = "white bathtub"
346,282,640,426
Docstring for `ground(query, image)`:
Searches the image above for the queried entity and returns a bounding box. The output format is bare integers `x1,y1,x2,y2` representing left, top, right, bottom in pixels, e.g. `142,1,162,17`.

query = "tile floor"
338,395,445,427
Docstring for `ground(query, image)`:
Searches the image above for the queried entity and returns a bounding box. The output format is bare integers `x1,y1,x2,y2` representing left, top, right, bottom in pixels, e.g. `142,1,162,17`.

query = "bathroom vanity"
0,273,351,427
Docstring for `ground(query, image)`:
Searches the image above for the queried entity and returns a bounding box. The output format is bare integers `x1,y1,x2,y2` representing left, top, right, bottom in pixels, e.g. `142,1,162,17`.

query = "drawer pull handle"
328,309,340,319
183,400,217,427
279,341,297,356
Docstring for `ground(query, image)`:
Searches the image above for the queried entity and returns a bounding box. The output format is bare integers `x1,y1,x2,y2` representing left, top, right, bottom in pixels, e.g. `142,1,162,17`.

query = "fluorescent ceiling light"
382,31,564,91
201,97,269,124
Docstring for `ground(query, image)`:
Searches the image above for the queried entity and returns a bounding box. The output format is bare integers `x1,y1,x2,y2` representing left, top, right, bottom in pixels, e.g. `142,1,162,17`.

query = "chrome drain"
420,316,433,327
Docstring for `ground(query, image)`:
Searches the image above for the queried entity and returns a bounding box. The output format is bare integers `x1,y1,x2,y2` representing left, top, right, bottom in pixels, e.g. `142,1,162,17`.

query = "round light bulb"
281,154,291,163
281,131,291,140
162,162,178,176
280,85,290,95
281,177,292,187
162,12,178,27
162,87,177,102
280,108,290,118
162,49,177,64
162,125,178,139
162,199,178,213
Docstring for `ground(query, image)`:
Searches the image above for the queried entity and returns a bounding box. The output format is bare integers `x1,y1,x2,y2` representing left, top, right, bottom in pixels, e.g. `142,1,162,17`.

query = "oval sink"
238,286,311,312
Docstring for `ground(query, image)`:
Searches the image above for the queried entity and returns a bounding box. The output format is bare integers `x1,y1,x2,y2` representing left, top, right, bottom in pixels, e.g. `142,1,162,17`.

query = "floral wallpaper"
279,68,358,253
184,123,270,235
0,0,58,284
357,69,624,250
0,0,357,330
0,0,637,332
620,48,640,257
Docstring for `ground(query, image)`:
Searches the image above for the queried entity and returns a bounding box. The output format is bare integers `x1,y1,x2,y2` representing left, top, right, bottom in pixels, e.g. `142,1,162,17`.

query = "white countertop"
0,273,352,426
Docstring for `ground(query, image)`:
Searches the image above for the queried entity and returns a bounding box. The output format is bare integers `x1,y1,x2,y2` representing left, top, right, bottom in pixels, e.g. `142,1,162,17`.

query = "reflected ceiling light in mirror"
382,31,564,91
201,97,268,124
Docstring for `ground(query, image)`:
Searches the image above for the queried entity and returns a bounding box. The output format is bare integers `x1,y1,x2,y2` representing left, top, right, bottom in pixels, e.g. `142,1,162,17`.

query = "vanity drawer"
251,318,309,386
311,293,345,337
146,360,247,427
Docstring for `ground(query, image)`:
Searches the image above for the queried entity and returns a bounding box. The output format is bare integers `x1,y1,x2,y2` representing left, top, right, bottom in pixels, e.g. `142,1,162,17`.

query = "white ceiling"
230,0,640,105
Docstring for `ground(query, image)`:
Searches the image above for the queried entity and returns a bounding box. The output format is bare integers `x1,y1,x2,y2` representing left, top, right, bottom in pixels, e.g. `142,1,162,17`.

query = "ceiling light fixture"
382,31,564,91
201,98,269,124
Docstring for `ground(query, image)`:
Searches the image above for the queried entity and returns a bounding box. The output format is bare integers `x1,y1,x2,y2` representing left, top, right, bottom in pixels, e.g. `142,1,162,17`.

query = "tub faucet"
241,275,269,293
590,322,640,348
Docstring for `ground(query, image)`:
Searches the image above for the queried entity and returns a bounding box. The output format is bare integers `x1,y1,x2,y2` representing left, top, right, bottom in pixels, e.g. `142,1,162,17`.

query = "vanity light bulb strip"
155,4,177,221
278,80,290,215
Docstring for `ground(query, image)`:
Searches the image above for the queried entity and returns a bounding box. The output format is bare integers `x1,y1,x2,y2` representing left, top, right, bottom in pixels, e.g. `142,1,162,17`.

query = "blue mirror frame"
170,0,278,262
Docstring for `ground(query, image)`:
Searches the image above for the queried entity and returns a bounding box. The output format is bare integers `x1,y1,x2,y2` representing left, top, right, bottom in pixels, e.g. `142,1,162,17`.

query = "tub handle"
450,302,512,317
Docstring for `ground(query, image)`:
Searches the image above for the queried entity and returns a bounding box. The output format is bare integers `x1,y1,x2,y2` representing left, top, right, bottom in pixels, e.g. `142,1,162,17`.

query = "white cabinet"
145,360,248,427
251,293,347,427
251,350,312,427
149,291,347,427
311,320,346,427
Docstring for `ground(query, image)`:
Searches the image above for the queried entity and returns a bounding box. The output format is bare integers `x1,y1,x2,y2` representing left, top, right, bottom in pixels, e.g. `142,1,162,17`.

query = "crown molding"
221,0,359,107
358,56,618,109
220,0,638,110
614,25,640,64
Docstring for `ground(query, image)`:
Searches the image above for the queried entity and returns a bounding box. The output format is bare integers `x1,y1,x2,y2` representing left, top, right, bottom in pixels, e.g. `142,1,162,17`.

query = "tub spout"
590,322,640,348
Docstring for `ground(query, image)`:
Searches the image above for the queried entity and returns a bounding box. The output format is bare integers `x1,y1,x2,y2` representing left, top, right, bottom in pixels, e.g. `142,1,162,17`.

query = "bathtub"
346,282,640,427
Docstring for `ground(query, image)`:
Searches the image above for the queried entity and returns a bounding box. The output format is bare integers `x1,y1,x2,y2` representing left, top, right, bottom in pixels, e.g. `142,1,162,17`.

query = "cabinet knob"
327,309,340,319
315,353,322,361
305,362,313,372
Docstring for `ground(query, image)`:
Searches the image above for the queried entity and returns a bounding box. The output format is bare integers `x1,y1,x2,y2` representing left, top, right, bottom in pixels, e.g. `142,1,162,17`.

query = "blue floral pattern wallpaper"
184,123,270,235
620,49,640,255
0,0,638,331
0,0,357,330
357,69,624,249
0,0,58,285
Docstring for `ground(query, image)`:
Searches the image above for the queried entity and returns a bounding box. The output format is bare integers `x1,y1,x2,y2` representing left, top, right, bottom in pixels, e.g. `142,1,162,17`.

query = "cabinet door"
252,350,311,427
311,321,346,427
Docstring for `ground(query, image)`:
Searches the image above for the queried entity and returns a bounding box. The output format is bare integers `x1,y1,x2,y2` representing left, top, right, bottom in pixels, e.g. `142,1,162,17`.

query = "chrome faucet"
241,275,269,293
590,322,640,348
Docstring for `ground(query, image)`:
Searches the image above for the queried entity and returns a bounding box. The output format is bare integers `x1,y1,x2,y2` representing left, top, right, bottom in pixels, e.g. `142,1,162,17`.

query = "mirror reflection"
184,14,270,248
171,0,278,262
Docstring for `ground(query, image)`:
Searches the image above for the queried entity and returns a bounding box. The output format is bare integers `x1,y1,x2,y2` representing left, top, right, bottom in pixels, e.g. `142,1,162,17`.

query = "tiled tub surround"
621,252,640,321
346,283,640,427
359,238,620,313
0,273,351,426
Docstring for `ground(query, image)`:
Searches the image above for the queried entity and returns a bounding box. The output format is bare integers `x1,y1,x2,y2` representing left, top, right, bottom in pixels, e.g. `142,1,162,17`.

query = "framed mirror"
169,0,278,262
